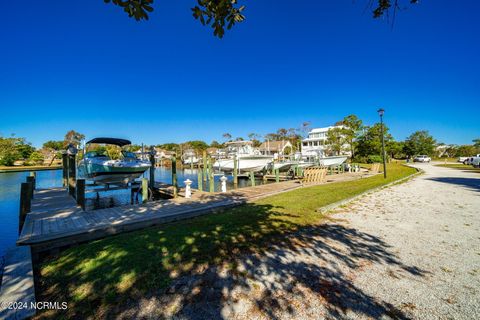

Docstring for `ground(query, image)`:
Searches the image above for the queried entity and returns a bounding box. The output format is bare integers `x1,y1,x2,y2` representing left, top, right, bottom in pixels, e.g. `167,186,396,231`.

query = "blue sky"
1,1,479,147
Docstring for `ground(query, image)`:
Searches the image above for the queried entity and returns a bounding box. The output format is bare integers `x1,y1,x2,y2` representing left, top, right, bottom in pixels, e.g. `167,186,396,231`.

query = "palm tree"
222,133,232,142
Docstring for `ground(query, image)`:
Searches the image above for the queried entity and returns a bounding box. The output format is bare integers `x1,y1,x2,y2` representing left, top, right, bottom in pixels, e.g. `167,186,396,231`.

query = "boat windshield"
84,151,110,159
122,151,138,160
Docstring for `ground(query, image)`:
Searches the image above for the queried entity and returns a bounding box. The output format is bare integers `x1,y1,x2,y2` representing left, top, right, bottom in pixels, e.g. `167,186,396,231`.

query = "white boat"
78,138,151,184
213,141,272,173
269,161,296,172
299,155,348,168
182,149,199,165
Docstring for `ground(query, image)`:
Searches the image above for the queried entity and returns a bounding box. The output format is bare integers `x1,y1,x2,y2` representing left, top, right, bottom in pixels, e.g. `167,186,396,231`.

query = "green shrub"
27,151,45,165
367,155,383,163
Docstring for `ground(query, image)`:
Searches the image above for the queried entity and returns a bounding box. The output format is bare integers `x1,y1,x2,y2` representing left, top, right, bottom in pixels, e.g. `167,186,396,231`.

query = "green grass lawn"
37,163,417,318
435,163,480,172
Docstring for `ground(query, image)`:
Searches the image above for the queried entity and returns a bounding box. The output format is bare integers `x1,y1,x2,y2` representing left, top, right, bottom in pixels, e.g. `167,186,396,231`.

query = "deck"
18,170,373,254
0,246,36,319
17,181,302,253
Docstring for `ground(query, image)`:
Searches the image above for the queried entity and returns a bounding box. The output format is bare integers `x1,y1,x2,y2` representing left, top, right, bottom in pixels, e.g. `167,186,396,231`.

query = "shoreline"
0,166,62,173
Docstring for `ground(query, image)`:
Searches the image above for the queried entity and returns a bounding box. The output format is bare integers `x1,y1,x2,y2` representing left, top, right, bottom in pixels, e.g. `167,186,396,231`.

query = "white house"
301,126,351,157
258,140,293,156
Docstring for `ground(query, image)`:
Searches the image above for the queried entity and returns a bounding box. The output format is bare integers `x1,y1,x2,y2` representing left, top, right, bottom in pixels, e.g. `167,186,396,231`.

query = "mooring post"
202,150,207,183
275,168,280,183
197,168,203,192
19,182,31,235
250,171,255,186
67,154,76,197
29,171,36,190
76,179,86,210
184,179,192,198
208,156,214,192
190,155,194,170
62,153,68,187
26,176,35,199
142,178,148,203
233,155,238,187
172,154,178,198
149,150,155,190
130,188,136,205
220,175,227,193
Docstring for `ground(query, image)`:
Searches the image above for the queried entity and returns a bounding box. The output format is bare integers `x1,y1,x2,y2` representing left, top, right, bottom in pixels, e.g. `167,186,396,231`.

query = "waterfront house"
258,140,293,156
154,148,175,159
301,126,351,157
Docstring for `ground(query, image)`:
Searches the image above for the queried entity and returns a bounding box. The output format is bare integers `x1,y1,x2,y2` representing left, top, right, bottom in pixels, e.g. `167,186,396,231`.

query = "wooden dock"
17,181,302,254
17,169,374,255
0,246,36,319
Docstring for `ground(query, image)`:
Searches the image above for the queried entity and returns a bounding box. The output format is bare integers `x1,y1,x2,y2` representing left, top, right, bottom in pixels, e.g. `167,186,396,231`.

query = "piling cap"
66,143,78,155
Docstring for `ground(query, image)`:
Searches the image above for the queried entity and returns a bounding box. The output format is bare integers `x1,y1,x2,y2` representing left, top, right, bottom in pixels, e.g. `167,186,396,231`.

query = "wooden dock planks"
0,246,36,320
17,181,302,252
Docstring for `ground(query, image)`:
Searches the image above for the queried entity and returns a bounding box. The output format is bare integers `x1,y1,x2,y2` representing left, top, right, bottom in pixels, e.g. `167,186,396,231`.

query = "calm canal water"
0,167,267,258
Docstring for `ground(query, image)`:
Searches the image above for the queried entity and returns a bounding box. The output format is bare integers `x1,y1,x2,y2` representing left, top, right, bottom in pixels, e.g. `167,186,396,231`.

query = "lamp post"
377,108,387,178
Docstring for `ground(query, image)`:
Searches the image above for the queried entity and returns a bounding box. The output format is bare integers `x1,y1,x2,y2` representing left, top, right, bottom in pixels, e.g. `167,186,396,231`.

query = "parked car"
471,156,480,168
464,154,480,165
458,157,469,163
413,155,431,163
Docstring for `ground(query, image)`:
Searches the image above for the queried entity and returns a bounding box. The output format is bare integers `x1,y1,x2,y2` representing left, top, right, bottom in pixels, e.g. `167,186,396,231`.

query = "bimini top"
86,137,132,146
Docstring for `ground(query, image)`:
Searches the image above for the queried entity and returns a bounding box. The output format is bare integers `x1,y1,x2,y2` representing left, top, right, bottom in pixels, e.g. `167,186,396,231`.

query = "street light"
377,108,387,178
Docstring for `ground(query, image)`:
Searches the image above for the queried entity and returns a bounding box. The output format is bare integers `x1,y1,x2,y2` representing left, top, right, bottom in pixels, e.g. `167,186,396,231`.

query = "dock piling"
275,169,280,183
142,178,148,203
149,150,156,190
208,156,214,192
172,154,178,198
202,151,207,183
29,171,36,190
67,154,76,197
130,188,136,205
76,179,86,210
197,168,203,192
233,155,238,187
19,182,31,234
250,171,255,187
26,176,35,199
62,153,68,187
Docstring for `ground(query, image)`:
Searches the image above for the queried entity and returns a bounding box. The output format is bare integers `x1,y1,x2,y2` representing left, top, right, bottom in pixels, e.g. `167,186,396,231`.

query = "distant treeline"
1,123,479,166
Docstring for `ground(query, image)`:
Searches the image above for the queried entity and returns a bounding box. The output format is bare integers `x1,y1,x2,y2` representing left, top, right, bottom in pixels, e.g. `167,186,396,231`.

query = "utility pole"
377,108,387,178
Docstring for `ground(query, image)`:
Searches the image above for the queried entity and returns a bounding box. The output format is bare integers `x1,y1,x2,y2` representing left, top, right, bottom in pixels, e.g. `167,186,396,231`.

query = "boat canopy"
86,137,132,146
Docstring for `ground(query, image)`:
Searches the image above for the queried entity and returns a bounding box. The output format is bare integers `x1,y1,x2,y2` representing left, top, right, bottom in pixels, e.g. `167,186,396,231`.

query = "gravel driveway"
120,163,480,320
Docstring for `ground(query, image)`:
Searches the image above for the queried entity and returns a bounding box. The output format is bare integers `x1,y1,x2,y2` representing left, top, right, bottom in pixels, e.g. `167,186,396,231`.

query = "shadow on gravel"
38,202,429,320
119,224,429,320
427,177,480,192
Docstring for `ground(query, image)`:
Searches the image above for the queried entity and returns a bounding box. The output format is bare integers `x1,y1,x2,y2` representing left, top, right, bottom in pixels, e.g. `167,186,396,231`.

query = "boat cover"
86,137,131,146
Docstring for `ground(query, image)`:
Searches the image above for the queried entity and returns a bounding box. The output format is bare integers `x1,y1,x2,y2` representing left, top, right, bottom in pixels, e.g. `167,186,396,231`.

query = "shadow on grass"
35,198,428,320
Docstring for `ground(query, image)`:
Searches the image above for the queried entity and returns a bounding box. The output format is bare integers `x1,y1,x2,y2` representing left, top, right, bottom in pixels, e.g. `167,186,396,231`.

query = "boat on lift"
78,137,151,184
299,152,348,168
213,141,273,173
182,149,199,165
